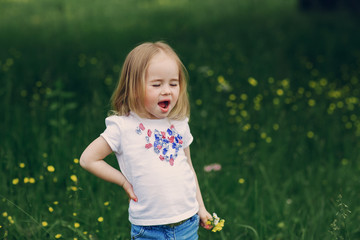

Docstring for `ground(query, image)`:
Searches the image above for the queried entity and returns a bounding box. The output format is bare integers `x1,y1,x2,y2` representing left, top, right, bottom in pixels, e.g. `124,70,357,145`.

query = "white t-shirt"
100,112,199,226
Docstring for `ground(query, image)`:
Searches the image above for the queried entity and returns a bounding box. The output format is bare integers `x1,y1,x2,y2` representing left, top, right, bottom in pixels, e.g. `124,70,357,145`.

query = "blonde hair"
111,41,190,120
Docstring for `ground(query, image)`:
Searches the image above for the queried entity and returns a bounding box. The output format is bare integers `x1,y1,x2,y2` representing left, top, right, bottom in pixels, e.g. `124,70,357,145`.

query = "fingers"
199,210,213,230
122,180,138,202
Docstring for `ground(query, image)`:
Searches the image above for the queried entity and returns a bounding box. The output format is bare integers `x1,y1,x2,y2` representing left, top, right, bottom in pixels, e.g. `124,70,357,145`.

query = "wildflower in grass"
240,93,248,101
74,222,80,228
70,175,78,182
204,163,222,172
206,213,225,232
195,99,202,106
49,207,54,213
308,99,316,107
320,78,328,86
42,221,48,227
29,177,35,184
216,75,232,92
277,221,285,228
24,177,29,183
273,123,279,131
281,79,289,88
98,217,104,222
260,132,267,139
276,89,284,96
8,216,14,224
47,165,55,172
307,131,314,138
74,158,79,164
240,110,248,117
266,137,272,143
104,201,110,206
55,234,62,239
71,186,78,191
242,124,251,132
238,178,245,184
53,201,59,205
19,163,25,168
12,178,19,185
248,77,258,86
43,153,48,158
2,212,8,217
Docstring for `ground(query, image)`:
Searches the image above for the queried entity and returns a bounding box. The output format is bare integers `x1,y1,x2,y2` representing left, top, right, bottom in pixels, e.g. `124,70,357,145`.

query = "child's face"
144,51,180,119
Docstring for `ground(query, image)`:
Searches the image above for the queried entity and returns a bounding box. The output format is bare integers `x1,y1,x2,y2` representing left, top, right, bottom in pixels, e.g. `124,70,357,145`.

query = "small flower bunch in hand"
206,213,225,232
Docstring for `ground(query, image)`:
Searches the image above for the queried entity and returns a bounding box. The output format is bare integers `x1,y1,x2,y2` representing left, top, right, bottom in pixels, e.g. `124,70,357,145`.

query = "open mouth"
158,101,170,112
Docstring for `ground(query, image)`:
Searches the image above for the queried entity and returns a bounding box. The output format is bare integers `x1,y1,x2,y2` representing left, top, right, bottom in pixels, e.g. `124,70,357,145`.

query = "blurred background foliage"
1,0,360,239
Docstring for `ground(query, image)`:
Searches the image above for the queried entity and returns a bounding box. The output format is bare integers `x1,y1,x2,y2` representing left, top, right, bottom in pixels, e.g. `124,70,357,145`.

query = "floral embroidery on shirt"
136,123,183,166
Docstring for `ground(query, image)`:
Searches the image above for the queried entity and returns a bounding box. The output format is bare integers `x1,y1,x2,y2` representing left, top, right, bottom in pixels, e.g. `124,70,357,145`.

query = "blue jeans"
131,214,199,240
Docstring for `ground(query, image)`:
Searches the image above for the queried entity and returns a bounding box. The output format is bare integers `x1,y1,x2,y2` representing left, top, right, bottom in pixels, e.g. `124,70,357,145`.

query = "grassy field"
1,0,360,239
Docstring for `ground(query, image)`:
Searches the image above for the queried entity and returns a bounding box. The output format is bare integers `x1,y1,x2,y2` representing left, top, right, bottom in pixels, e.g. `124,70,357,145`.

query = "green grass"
1,0,360,239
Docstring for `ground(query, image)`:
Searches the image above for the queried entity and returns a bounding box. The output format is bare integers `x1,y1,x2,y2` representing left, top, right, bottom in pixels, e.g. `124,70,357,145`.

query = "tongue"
158,101,167,108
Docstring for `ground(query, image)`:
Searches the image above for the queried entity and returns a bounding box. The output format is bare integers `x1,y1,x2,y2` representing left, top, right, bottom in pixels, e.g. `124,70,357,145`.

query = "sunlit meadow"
1,0,360,239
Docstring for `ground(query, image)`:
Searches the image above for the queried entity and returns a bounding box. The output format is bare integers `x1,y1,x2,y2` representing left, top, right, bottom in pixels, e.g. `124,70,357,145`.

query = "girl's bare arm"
80,136,137,202
184,147,213,229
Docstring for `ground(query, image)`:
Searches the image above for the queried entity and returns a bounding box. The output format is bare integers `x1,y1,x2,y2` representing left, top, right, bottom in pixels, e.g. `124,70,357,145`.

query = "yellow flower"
70,175,78,183
74,222,80,228
47,165,55,172
74,158,79,164
248,77,258,86
49,207,54,213
2,212,8,217
24,177,29,183
98,217,104,222
71,186,78,191
55,234,62,239
12,178,19,185
208,213,225,233
19,163,25,168
307,131,314,138
238,178,245,184
104,201,110,206
8,216,15,224
42,221,48,227
277,221,285,228
212,219,225,232
29,178,35,184
53,201,59,205
308,99,316,107
276,89,284,96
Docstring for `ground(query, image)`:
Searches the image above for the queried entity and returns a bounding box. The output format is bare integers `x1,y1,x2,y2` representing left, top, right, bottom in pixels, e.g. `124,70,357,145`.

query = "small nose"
161,85,171,95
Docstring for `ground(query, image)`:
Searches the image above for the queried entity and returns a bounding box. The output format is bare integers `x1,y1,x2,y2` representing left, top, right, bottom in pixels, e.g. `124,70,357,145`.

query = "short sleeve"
100,116,122,153
181,118,193,148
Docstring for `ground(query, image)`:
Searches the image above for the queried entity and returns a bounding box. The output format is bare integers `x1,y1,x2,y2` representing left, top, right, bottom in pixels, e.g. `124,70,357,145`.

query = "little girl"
80,41,213,239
